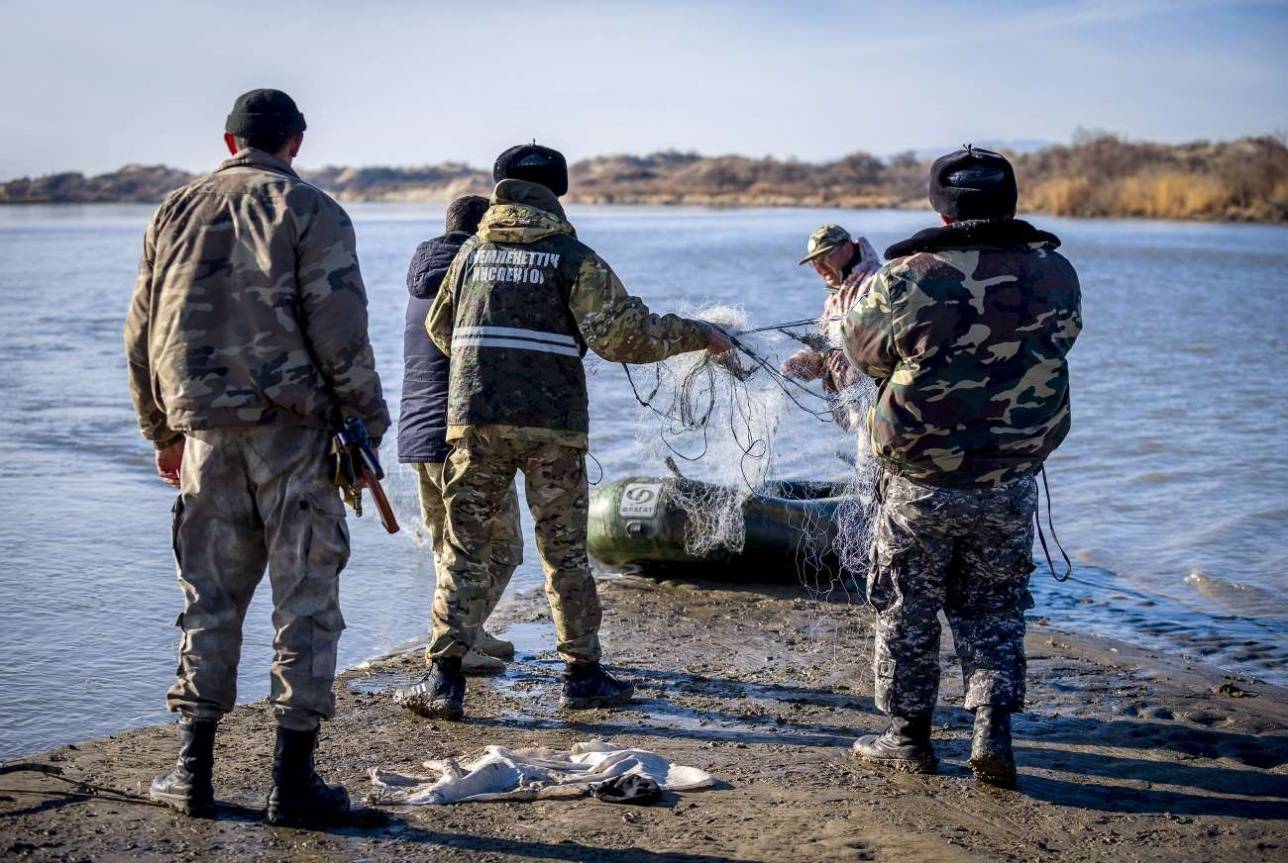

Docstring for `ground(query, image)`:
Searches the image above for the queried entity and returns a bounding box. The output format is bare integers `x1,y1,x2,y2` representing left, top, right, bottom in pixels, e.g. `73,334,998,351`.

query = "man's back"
844,220,1082,486
428,178,709,449
126,148,387,440
132,89,380,827
399,229,472,464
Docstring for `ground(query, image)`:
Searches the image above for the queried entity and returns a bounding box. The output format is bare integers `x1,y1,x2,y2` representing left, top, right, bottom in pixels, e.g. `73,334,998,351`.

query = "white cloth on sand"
368,740,716,804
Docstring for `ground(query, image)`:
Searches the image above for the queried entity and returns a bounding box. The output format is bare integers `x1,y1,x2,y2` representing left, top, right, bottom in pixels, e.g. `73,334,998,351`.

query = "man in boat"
397,143,731,720
780,223,883,429
400,194,523,675
124,89,388,824
840,146,1082,786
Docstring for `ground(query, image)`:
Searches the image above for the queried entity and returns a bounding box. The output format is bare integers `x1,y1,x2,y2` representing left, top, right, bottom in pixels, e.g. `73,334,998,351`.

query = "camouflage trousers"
412,461,522,642
868,471,1037,716
166,426,349,731
429,429,601,664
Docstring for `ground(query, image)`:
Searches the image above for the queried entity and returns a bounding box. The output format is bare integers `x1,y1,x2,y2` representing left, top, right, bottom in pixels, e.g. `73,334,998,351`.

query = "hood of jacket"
477,179,575,245
885,218,1060,260
407,230,472,299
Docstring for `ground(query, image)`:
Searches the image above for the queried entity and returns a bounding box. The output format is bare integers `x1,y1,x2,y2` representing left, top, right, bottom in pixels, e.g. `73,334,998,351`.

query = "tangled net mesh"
382,303,884,608
625,305,881,597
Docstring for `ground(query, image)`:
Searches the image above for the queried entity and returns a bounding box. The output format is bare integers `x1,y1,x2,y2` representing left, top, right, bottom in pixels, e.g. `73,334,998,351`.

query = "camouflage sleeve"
426,252,465,355
1058,268,1084,354
841,268,900,380
569,252,709,364
297,198,390,438
123,210,180,448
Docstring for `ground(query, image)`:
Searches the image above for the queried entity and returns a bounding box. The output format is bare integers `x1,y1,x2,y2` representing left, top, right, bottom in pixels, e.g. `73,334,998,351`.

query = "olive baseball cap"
798,224,851,265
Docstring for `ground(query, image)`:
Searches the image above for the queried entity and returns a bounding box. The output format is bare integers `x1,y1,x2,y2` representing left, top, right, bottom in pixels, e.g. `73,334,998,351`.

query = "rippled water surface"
1,202,1285,761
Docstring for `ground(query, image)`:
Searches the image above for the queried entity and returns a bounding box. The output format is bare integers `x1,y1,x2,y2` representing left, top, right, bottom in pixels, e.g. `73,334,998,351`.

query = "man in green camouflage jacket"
396,144,730,720
841,147,1081,786
124,89,388,825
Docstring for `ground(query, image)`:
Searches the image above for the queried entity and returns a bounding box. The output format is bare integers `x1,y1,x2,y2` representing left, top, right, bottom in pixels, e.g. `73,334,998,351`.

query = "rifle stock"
360,467,400,534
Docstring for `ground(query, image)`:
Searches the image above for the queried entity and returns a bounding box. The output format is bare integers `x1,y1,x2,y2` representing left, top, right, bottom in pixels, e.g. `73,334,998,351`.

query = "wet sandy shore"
2,575,1286,862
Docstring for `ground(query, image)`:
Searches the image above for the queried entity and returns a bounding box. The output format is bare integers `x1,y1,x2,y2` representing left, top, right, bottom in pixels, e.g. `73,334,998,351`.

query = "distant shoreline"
8,198,1288,230
2,133,1285,223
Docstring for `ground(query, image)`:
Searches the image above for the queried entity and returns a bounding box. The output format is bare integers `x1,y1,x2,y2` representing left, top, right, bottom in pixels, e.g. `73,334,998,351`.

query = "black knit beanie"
224,89,307,139
493,144,568,197
928,146,1017,220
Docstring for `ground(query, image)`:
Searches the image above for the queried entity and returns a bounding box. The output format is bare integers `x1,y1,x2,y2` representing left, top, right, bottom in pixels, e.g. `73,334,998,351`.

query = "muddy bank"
2,576,1286,862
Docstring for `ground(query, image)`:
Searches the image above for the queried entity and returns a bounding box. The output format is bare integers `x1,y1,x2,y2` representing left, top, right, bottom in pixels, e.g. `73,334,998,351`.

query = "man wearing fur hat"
841,146,1082,786
398,143,731,720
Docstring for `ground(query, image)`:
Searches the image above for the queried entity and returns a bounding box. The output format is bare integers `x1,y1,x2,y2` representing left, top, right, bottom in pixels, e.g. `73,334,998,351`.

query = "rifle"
332,416,400,534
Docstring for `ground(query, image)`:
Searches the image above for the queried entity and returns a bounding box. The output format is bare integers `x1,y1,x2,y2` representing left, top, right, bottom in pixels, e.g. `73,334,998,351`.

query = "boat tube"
588,476,853,580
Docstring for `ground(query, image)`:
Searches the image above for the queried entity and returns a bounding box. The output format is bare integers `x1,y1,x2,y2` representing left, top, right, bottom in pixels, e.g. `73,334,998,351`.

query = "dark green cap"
798,224,851,265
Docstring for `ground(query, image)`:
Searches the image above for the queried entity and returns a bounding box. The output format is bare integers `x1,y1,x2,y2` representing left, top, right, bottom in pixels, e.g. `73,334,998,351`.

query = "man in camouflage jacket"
396,144,730,720
841,147,1081,786
123,89,387,825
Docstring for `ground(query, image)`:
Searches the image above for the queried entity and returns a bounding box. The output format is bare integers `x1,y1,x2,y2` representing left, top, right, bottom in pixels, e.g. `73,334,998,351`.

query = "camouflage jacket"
124,148,388,447
842,219,1081,487
428,179,708,448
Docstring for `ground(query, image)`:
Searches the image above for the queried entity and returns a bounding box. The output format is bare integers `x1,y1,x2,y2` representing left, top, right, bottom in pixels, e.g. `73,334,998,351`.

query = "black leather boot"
265,725,350,827
395,657,466,720
850,715,938,774
149,718,217,816
560,662,635,709
968,706,1017,787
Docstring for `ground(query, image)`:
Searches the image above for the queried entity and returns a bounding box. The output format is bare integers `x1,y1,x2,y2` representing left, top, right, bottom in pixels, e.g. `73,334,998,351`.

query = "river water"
1,202,1285,761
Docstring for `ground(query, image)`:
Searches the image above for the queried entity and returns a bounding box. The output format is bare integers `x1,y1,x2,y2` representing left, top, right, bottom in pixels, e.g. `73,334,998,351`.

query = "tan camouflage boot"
461,647,506,675
474,629,515,660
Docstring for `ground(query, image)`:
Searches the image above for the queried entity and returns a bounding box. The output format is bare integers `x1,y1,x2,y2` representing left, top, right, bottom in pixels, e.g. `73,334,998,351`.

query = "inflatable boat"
587,476,853,580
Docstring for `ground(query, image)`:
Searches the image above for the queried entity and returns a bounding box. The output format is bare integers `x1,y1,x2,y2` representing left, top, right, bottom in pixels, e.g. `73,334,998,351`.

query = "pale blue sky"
1,0,1284,179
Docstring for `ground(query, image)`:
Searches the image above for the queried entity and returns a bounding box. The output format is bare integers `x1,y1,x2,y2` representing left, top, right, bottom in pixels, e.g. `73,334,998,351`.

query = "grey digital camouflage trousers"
868,471,1038,716
429,429,602,664
411,461,522,641
166,426,349,731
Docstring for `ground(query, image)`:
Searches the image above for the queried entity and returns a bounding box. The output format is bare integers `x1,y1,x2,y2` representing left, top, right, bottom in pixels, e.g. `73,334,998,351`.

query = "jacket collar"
885,218,1060,260
215,147,300,179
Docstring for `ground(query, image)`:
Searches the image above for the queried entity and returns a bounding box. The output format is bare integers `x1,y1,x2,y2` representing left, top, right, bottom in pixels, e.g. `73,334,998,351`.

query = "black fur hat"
224,89,306,139
928,146,1017,220
493,144,568,197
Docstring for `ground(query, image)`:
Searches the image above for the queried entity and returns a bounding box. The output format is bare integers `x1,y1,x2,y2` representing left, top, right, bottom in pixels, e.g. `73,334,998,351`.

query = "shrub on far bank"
2,133,1286,223
1016,133,1288,222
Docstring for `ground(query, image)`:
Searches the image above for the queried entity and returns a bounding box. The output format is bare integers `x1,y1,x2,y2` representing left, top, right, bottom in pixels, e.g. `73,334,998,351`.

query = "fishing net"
624,305,880,597
383,303,884,604
626,306,781,558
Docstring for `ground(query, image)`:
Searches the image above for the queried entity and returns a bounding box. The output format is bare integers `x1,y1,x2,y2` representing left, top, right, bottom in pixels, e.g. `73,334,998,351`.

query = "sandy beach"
2,574,1285,862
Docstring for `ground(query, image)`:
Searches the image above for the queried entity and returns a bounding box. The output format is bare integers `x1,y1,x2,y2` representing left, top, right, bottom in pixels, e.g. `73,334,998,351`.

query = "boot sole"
560,693,634,710
265,807,349,828
149,790,216,818
968,754,1017,788
849,750,938,775
400,700,464,721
